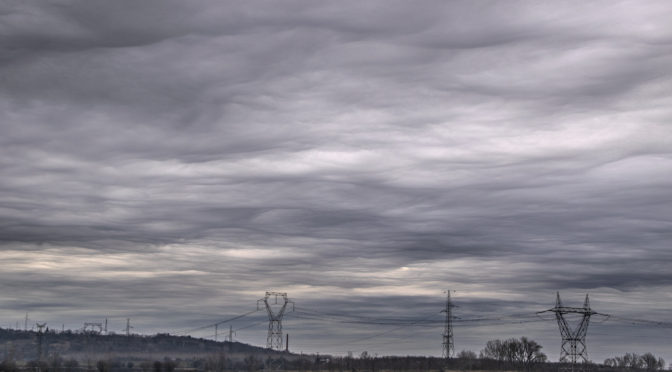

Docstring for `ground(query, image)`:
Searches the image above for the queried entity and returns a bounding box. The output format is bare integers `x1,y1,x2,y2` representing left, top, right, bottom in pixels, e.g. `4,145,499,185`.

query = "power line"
290,307,672,331
188,318,269,340
295,306,439,322
173,309,259,335
288,310,540,326
297,305,540,322
288,312,440,325
603,315,672,328
235,320,268,332
304,311,446,349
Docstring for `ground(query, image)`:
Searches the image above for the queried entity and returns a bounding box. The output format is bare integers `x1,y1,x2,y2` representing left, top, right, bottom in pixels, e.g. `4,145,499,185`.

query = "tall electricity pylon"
441,290,455,360
125,318,133,336
258,292,294,351
36,323,46,360
538,292,603,372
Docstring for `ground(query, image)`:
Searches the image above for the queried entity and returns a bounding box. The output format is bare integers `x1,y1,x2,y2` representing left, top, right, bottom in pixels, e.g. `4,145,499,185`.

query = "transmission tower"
538,293,604,372
36,323,46,360
258,292,294,351
125,318,133,336
441,290,455,360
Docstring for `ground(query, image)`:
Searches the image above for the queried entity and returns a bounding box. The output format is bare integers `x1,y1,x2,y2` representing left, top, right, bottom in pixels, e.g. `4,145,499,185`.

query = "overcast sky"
1,0,672,363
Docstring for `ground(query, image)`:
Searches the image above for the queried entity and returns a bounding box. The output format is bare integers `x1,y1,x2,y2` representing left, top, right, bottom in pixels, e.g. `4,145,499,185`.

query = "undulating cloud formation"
1,0,671,361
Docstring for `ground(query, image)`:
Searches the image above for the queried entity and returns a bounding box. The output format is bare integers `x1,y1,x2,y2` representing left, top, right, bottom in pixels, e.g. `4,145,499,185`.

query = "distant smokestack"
285,334,289,352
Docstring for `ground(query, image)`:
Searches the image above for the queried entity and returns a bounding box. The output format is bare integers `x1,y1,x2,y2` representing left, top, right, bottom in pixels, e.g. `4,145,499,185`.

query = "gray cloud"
1,0,672,362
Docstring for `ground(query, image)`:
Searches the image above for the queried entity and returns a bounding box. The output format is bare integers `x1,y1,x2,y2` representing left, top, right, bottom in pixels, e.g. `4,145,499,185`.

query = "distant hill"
0,328,571,372
0,328,292,363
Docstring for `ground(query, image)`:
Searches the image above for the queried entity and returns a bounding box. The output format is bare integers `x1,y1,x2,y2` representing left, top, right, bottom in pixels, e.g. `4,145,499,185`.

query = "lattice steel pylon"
36,323,46,360
538,292,603,372
441,290,455,361
258,292,294,351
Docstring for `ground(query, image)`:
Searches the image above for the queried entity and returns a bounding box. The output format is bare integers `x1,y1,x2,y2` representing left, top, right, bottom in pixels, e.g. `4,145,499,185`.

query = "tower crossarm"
555,307,597,314
539,307,597,315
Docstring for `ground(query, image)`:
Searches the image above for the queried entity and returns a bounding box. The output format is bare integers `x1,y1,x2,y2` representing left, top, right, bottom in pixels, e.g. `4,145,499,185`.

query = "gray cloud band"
1,0,671,362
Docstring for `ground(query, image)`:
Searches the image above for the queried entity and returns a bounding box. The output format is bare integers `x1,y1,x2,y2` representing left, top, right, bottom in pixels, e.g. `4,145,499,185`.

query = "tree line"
0,334,667,372
452,337,666,372
604,353,666,371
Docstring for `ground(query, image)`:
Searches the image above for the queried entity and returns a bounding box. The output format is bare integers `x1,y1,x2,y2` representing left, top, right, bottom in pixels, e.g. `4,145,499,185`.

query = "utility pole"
538,293,606,372
257,292,294,351
441,290,455,361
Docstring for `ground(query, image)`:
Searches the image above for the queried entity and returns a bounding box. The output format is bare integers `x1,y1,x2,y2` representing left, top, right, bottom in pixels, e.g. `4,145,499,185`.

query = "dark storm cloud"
1,0,672,361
